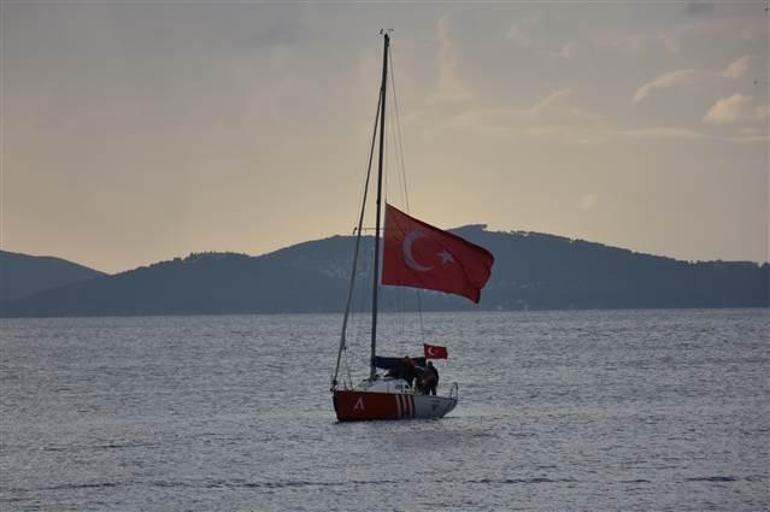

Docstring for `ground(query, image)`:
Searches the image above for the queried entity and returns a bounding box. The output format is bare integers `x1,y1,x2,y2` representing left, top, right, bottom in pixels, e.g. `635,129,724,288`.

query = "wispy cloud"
438,87,611,146
616,127,709,140
527,88,572,117
591,31,662,55
525,88,598,121
703,94,769,124
551,42,577,60
632,54,759,105
632,69,701,103
444,85,766,147
429,16,471,105
615,125,768,145
506,14,541,47
721,55,752,79
728,134,770,144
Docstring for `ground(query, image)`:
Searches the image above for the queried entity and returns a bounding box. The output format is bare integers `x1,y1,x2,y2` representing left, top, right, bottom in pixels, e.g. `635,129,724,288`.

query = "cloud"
728,134,770,144
588,28,672,56
506,14,541,47
703,94,769,124
439,87,609,146
728,125,770,142
662,13,766,55
525,88,598,121
617,127,708,140
507,23,531,47
632,69,701,103
721,55,752,79
429,16,471,104
616,126,767,145
527,88,573,117
552,42,577,60
631,55,754,103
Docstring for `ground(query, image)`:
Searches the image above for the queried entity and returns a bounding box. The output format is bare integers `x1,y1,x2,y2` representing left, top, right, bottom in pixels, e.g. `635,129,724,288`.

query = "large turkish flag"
381,204,494,303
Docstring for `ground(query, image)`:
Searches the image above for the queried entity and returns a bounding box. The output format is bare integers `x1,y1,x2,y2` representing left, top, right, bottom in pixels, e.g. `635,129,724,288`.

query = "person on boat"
385,366,402,380
400,356,418,388
426,361,439,396
414,362,435,395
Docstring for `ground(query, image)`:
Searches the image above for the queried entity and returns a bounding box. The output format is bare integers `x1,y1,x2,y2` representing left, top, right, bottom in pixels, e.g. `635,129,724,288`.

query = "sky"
1,1,768,274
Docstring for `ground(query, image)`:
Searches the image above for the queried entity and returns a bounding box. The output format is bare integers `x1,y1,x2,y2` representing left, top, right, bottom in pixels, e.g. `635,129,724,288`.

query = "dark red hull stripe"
334,390,425,421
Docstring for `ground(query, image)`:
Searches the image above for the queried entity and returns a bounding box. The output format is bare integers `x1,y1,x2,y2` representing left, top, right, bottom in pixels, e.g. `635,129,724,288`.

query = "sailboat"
331,32,494,422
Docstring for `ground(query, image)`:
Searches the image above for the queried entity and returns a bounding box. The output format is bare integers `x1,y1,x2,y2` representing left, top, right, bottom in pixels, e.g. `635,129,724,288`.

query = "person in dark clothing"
426,361,439,396
414,365,429,394
400,356,417,388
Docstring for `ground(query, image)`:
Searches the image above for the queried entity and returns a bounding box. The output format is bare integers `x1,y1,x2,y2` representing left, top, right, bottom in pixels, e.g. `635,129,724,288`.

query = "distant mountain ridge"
0,227,767,317
0,250,105,302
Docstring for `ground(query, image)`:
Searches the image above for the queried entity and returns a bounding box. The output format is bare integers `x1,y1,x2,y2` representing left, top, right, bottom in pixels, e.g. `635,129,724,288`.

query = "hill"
0,228,767,317
0,250,105,302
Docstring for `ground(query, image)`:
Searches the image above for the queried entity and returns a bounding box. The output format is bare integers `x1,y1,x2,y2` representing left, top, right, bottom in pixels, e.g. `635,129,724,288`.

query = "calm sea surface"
1,310,768,511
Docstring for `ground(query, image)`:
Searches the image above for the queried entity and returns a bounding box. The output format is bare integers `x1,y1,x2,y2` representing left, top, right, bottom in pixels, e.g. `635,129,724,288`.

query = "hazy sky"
2,1,768,273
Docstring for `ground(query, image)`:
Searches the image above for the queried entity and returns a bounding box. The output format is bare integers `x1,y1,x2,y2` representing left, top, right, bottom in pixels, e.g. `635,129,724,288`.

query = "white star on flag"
438,250,454,265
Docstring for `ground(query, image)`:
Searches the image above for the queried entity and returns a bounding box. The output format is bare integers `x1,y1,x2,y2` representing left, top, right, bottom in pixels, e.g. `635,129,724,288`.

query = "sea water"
1,310,767,511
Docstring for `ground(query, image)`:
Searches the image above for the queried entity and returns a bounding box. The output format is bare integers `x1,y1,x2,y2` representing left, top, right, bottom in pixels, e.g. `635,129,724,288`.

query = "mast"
370,31,389,380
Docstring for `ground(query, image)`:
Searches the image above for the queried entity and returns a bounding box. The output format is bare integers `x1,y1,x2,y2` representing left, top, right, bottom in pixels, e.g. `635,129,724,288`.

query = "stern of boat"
333,379,458,422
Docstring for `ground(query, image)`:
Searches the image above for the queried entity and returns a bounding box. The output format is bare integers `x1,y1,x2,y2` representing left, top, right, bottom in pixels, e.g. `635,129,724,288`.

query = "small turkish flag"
424,343,448,359
382,203,494,303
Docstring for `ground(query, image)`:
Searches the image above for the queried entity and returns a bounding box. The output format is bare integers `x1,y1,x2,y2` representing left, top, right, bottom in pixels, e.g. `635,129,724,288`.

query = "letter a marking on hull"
353,397,365,411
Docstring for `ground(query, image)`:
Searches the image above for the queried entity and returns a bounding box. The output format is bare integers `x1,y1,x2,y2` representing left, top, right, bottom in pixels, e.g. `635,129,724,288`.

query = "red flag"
424,343,448,359
382,203,494,303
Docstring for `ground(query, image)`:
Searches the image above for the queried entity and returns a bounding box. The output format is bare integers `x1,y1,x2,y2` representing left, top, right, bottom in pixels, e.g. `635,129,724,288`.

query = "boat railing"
448,382,459,401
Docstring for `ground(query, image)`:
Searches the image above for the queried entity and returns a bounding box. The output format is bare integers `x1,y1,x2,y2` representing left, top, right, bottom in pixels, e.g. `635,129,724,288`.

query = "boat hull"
333,390,457,422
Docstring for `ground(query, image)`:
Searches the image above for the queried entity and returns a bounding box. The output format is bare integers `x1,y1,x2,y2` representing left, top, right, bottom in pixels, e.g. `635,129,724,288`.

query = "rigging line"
347,271,366,386
391,94,404,211
416,289,425,343
388,49,410,212
390,52,425,342
341,334,353,388
332,90,382,390
386,102,411,341
379,52,394,209
346,271,367,386
387,102,401,217
344,329,353,387
388,43,425,342
385,97,393,203
380,91,388,207
389,48,424,342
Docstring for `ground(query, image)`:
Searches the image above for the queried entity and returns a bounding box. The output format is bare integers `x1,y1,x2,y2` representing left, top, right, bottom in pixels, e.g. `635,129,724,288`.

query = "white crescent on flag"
402,231,433,272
